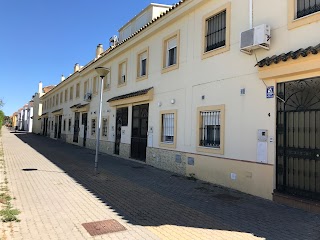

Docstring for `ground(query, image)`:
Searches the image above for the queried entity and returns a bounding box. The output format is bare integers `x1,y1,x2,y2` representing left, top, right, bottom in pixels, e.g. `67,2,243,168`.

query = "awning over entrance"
256,43,320,82
52,108,63,115
107,87,154,107
70,103,89,112
40,112,48,118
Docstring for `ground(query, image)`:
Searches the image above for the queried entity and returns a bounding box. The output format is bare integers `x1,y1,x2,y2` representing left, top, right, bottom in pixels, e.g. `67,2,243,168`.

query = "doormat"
82,219,126,236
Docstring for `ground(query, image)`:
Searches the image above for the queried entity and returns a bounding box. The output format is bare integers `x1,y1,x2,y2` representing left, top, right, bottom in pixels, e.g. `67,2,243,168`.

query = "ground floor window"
159,110,177,148
63,119,66,132
102,118,108,137
91,118,96,135
197,105,225,155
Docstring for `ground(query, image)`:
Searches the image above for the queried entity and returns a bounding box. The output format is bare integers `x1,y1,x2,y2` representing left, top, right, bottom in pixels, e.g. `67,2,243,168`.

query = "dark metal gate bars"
276,77,320,200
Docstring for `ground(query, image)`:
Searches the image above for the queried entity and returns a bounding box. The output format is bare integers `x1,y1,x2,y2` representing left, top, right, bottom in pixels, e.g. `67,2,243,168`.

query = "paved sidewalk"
0,128,320,240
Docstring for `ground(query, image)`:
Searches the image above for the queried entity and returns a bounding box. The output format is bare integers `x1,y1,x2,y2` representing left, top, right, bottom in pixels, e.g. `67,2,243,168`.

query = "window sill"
117,83,127,88
136,75,148,82
162,63,179,74
288,11,320,30
202,45,229,60
196,146,224,155
159,142,176,149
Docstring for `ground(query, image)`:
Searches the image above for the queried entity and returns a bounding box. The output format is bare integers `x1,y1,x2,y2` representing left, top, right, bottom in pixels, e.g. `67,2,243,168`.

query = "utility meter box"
258,129,268,142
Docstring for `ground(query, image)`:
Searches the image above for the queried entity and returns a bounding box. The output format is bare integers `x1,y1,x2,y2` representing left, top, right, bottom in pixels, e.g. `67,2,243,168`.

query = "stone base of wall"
61,134,67,142
100,140,114,155
119,143,130,159
146,147,187,175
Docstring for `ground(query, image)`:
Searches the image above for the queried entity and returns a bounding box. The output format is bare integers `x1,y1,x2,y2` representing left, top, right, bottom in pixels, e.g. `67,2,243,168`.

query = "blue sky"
0,0,175,115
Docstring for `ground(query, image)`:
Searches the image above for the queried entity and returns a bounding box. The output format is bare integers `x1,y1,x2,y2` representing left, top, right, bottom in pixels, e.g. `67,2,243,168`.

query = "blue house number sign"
266,86,274,98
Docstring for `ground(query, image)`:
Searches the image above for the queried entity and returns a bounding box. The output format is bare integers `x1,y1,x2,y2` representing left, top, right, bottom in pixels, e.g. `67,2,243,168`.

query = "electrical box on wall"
257,129,268,164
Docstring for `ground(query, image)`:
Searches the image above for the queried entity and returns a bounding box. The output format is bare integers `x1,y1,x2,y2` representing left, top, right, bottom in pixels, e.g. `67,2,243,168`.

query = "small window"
102,118,108,137
84,80,89,97
60,92,63,104
205,10,226,52
56,94,59,105
161,113,175,143
68,119,71,132
70,86,73,100
76,83,80,98
103,68,111,90
93,77,98,94
137,50,148,79
199,111,221,148
296,0,320,18
63,119,66,131
91,119,96,135
166,37,177,67
118,60,127,86
65,89,68,102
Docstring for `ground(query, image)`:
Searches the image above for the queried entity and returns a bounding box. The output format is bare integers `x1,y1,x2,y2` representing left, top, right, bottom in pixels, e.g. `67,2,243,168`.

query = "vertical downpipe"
249,0,253,28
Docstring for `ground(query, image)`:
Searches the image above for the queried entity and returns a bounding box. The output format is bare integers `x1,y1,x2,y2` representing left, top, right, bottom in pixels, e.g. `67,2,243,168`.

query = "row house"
36,0,320,208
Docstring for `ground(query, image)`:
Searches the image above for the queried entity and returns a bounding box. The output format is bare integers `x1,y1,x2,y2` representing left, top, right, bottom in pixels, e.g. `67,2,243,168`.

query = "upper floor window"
76,83,80,98
162,31,180,73
288,0,320,29
296,0,320,18
202,3,230,59
137,49,148,79
118,60,127,86
60,92,63,104
103,68,111,91
93,76,98,95
53,96,55,107
56,94,59,106
65,89,68,102
70,86,74,100
84,80,89,97
205,10,226,52
68,118,72,132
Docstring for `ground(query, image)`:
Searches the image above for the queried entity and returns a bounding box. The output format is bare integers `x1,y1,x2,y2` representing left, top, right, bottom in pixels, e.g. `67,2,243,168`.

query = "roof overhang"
107,87,154,107
257,44,320,82
52,108,63,115
70,103,89,112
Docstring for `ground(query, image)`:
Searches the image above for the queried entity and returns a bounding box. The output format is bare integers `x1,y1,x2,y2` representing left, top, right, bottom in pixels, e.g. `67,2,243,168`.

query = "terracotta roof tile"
256,43,320,68
107,87,153,102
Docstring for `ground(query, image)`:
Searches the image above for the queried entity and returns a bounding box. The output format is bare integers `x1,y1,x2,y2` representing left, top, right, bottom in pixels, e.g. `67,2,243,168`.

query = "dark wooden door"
82,113,88,147
73,112,80,143
131,104,149,161
276,77,320,200
58,115,62,139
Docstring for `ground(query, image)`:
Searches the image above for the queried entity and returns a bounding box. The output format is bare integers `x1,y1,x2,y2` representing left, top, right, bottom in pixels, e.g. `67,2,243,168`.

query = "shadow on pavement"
13,133,320,240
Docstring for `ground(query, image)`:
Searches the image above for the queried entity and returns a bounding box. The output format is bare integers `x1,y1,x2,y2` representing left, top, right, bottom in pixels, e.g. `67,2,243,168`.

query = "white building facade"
38,0,320,203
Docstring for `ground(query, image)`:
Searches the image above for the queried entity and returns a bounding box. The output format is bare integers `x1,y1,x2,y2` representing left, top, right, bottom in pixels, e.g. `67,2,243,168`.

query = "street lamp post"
94,67,110,175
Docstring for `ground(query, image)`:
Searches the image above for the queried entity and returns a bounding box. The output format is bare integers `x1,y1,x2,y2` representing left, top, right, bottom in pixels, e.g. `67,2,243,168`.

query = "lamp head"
95,67,110,78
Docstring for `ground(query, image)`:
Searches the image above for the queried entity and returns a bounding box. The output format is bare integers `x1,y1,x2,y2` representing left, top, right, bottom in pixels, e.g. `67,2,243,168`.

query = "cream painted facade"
37,0,320,201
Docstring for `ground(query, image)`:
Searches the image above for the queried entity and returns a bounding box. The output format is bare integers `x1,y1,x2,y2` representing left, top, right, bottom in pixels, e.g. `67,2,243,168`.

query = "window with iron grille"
296,0,320,18
63,119,66,131
68,119,71,132
161,113,175,143
102,118,108,137
91,119,96,135
199,111,221,148
205,10,226,52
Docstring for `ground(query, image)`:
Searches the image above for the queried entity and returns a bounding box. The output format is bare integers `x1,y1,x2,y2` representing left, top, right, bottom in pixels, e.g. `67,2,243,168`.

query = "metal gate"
276,77,320,200
131,104,149,161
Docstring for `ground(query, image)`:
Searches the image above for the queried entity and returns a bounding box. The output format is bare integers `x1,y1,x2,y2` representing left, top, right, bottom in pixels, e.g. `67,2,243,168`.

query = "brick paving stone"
1,128,320,239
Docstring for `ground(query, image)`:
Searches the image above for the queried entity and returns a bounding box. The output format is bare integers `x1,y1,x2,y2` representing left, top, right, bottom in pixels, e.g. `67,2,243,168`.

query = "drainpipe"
249,0,253,28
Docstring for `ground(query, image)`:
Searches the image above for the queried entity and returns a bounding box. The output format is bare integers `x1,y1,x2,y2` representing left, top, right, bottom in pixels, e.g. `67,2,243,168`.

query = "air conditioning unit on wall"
84,93,92,102
240,24,271,55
